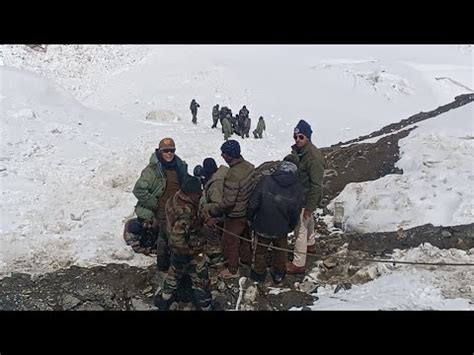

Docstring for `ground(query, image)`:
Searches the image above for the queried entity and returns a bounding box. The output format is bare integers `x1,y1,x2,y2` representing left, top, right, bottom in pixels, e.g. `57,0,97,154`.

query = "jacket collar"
228,156,244,167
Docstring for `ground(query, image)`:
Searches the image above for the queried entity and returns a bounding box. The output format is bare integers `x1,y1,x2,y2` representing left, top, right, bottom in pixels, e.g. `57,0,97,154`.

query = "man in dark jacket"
211,104,220,129
206,140,255,279
285,120,325,274
239,105,249,119
132,137,189,272
190,99,200,124
247,161,303,284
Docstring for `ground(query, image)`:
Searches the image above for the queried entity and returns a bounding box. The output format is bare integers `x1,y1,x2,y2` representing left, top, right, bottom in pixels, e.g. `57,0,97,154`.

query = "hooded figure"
246,161,304,284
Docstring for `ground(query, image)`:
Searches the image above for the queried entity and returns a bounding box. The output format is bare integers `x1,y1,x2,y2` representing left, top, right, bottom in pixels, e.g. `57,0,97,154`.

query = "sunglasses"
293,134,306,141
161,149,176,154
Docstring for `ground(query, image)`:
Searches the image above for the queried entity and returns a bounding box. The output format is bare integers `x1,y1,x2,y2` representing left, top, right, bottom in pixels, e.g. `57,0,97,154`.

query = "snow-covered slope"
330,102,474,233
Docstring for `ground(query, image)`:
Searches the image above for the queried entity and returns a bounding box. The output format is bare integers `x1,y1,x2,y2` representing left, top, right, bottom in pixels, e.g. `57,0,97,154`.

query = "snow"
297,244,474,310
0,44,473,309
329,103,474,233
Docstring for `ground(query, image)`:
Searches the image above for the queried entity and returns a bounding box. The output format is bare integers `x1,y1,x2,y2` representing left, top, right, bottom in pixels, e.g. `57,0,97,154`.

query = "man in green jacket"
253,116,266,139
285,120,325,274
206,140,255,279
132,137,189,272
222,114,233,141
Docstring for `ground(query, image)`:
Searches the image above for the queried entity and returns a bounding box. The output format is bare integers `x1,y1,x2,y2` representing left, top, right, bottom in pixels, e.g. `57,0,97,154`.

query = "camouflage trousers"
156,210,171,272
159,253,212,310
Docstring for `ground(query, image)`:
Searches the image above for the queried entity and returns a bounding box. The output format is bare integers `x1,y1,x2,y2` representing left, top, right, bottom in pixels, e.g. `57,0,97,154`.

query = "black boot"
250,269,266,283
270,268,285,285
154,292,176,311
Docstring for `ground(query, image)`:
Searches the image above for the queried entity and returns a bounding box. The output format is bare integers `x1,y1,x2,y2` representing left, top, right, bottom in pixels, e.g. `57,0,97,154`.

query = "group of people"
129,119,325,310
189,99,267,140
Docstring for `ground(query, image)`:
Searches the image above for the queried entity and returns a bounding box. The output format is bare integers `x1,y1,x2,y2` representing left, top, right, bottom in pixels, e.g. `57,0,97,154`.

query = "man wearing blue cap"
285,120,325,274
206,140,255,278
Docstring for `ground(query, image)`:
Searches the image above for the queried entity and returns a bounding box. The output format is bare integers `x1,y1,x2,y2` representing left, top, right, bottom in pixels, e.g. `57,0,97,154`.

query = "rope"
214,225,474,267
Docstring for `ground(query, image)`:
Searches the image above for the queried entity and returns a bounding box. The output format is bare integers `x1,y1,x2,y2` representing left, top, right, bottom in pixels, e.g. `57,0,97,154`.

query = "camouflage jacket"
165,190,204,255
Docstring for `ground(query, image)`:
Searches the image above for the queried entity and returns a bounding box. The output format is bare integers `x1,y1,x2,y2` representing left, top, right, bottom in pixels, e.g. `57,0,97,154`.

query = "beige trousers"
292,209,315,267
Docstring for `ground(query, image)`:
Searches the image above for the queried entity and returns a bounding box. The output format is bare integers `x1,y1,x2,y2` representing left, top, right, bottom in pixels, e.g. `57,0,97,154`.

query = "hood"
149,152,159,164
271,170,297,187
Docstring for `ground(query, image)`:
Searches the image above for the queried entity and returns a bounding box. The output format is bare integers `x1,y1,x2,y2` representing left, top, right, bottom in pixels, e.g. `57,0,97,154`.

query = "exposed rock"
62,294,81,310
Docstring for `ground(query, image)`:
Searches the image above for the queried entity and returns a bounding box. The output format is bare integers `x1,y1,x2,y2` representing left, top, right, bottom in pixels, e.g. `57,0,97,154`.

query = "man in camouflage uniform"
253,116,266,138
154,176,212,311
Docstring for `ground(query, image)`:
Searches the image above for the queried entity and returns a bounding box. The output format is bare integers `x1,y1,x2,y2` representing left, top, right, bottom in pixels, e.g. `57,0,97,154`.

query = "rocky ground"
1,94,473,311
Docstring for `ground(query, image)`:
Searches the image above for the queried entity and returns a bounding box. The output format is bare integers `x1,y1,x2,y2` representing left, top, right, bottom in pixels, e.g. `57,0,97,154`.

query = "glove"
206,218,218,228
303,209,313,222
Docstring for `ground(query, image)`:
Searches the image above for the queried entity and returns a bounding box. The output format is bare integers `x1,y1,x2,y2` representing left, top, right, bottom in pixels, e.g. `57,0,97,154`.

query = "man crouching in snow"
154,176,212,311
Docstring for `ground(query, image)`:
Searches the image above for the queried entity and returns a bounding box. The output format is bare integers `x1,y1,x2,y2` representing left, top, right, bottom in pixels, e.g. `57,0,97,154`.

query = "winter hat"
181,176,202,194
203,158,218,177
220,140,241,159
278,161,298,174
193,165,204,178
294,120,312,140
159,137,176,150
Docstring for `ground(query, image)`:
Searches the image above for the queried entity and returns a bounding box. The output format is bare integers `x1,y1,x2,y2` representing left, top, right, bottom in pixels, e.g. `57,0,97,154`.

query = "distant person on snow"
190,99,200,124
239,105,249,119
243,116,251,138
132,137,189,272
284,120,325,274
253,116,266,138
212,104,220,129
222,114,233,141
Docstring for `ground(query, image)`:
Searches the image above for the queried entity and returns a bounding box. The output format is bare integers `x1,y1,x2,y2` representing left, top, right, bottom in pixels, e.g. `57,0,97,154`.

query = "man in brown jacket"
206,140,255,278
285,119,325,274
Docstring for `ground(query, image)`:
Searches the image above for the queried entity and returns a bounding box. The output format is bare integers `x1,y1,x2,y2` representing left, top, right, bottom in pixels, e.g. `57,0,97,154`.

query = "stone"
131,298,155,311
142,286,153,294
441,231,452,238
323,257,338,268
62,294,81,310
75,302,104,311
